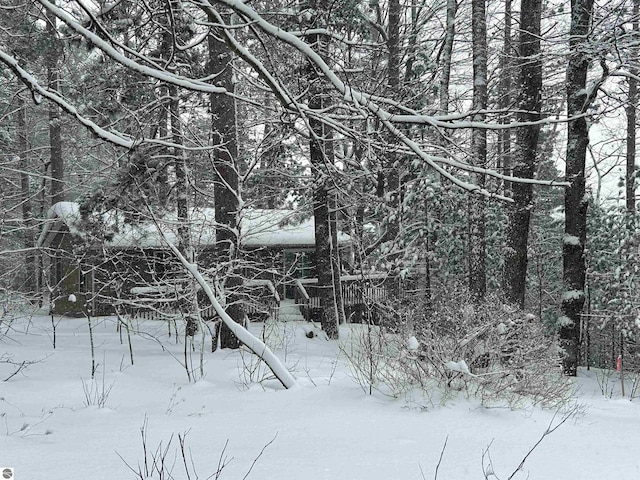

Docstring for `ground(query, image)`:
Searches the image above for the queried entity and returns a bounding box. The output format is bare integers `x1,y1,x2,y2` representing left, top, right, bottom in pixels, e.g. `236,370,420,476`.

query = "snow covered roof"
38,201,350,249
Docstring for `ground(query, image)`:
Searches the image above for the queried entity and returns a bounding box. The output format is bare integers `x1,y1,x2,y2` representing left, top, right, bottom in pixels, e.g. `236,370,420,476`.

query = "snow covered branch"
199,0,568,197
160,237,297,390
8,0,572,199
39,0,228,94
0,48,137,149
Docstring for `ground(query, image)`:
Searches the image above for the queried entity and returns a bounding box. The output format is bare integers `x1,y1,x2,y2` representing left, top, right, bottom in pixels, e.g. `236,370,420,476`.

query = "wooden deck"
293,274,404,323
119,274,405,325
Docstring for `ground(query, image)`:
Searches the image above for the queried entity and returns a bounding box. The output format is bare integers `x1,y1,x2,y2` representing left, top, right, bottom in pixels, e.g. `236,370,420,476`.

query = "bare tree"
438,0,457,116
306,0,340,339
626,0,639,213
561,0,596,376
503,0,542,308
207,10,243,349
468,0,488,299
497,0,513,190
45,6,63,206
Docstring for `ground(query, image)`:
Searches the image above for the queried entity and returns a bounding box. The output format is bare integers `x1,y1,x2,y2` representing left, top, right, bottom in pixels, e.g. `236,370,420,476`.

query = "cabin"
37,202,358,319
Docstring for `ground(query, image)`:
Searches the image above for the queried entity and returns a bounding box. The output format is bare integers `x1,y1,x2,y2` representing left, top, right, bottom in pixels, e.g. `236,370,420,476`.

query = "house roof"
38,201,351,249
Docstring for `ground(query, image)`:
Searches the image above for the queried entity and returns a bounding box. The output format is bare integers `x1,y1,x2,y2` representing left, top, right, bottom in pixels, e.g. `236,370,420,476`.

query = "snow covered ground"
1,313,639,479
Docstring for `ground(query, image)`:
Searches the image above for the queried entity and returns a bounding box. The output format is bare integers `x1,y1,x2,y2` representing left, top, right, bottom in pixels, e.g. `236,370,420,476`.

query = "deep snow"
1,313,639,479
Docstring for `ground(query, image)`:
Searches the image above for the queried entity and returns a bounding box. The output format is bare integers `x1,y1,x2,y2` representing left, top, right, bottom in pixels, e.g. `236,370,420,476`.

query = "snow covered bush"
342,292,572,407
339,323,410,397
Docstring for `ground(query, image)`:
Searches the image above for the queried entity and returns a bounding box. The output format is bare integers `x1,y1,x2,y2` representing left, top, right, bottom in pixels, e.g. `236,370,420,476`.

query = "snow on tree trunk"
497,0,512,192
208,13,243,349
468,0,488,300
46,8,63,207
307,2,339,339
626,0,639,214
503,0,542,308
16,92,36,294
561,0,594,376
439,0,457,116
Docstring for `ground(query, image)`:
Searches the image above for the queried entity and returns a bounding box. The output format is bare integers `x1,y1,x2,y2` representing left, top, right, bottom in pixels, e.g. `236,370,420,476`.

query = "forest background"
1,0,639,379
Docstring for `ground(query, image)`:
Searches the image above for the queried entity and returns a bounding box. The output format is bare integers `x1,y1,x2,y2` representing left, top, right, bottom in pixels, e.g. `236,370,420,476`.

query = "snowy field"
1,313,639,479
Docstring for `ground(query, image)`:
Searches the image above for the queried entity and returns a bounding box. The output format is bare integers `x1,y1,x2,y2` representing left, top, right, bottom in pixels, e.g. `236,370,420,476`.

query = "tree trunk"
306,2,340,338
16,92,36,294
329,192,346,325
561,0,595,376
439,0,457,115
169,85,200,336
432,0,457,310
626,0,639,213
386,0,400,230
311,173,338,338
403,0,419,84
384,0,402,314
254,103,285,209
159,4,199,337
208,15,243,349
498,0,513,192
468,0,488,299
308,78,338,338
503,0,542,308
46,9,63,206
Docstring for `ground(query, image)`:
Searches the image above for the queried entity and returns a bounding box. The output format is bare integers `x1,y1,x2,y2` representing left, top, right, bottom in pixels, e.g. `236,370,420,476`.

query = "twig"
242,433,278,480
433,435,448,480
506,407,577,480
3,360,26,382
480,405,580,480
1,354,48,381
212,440,232,480
482,439,497,479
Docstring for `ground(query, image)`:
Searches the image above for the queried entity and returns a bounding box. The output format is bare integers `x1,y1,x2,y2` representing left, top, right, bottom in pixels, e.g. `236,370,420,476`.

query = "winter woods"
0,0,639,381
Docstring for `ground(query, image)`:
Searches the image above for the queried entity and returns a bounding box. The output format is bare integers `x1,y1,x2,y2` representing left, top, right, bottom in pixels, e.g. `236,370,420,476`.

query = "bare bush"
236,346,276,388
342,292,572,408
0,290,37,340
631,372,640,400
339,324,414,398
235,319,298,389
118,418,275,479
81,377,115,409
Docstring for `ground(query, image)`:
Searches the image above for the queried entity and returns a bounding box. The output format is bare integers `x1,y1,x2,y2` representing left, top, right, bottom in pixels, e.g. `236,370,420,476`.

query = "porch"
120,274,407,326
291,273,407,324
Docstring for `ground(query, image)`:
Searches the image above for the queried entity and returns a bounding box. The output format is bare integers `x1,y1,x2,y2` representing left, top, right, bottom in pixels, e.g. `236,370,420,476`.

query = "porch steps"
277,299,306,322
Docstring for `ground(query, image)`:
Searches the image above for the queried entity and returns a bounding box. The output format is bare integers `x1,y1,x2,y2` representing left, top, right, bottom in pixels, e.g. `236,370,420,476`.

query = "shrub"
342,291,572,408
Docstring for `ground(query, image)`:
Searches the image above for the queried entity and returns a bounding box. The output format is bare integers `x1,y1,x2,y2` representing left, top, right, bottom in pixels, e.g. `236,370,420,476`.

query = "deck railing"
120,275,407,325
292,273,405,323
124,279,281,322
